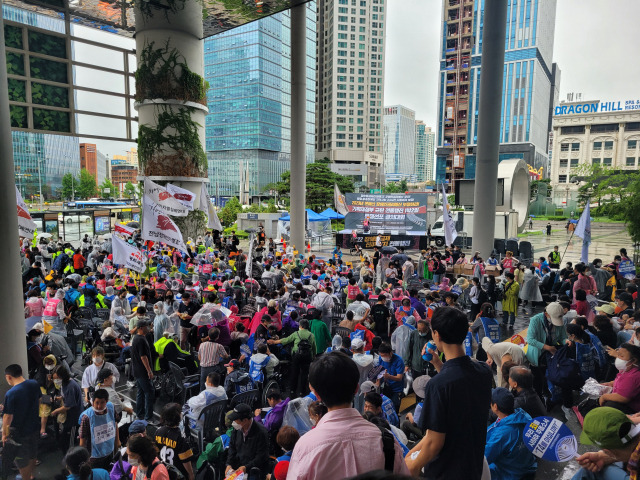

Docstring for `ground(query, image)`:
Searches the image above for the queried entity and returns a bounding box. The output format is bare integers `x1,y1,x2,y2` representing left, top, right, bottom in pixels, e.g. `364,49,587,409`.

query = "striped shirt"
198,341,225,367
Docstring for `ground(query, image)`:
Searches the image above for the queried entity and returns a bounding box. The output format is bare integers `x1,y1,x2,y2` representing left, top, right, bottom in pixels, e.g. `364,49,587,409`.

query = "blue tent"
278,209,330,222
320,208,344,220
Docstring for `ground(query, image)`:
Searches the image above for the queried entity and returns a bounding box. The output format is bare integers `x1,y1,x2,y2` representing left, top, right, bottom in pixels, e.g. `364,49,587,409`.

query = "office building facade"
203,3,316,199
383,105,416,182
435,0,559,190
111,158,138,194
549,99,640,201
79,143,107,186
415,121,435,183
316,0,386,188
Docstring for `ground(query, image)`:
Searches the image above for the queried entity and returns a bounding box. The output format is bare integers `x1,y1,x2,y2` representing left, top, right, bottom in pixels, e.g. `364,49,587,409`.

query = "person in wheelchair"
154,331,198,375
224,359,254,399
249,343,280,385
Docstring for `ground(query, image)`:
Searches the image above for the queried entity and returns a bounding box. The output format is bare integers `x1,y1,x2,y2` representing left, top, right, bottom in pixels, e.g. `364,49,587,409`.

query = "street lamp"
37,157,43,211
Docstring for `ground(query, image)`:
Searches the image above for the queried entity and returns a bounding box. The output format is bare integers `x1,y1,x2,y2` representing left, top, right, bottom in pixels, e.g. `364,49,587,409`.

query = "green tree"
530,178,552,200
383,178,408,194
76,169,97,199
61,172,78,200
263,160,355,211
123,181,136,199
219,197,243,227
98,178,116,198
622,177,640,242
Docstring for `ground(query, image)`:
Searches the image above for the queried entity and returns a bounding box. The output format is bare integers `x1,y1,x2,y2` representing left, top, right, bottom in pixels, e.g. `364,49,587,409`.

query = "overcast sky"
88,0,640,158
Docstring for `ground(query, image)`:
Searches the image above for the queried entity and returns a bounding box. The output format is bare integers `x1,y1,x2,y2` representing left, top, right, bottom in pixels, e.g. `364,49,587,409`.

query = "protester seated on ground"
597,343,640,413
187,372,227,428
364,390,400,428
308,401,328,428
485,388,538,479
593,314,618,349
573,407,640,480
507,366,547,420
400,375,429,442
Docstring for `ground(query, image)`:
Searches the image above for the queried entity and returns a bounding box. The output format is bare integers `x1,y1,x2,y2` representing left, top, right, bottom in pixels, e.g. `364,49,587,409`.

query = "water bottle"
422,341,436,361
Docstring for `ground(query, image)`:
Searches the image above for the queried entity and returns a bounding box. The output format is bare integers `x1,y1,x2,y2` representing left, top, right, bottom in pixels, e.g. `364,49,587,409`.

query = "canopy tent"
278,209,329,222
277,209,331,242
320,208,344,220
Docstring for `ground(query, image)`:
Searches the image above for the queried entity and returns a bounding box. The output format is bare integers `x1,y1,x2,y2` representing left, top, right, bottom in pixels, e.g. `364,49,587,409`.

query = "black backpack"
477,287,489,305
296,332,313,361
377,425,396,471
147,460,185,480
546,346,585,390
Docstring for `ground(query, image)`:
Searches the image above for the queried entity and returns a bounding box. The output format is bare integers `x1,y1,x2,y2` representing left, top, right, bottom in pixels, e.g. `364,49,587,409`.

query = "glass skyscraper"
383,105,416,182
204,3,316,199
435,0,560,188
415,121,435,183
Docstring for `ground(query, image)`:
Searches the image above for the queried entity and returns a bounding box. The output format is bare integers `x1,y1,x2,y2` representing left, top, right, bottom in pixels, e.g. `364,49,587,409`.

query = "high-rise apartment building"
203,3,316,199
435,0,559,190
383,105,416,182
79,143,107,186
316,0,386,189
415,121,435,183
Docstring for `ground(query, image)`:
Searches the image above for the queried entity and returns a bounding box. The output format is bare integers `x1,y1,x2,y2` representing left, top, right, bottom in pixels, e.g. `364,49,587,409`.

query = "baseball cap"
224,359,241,369
618,292,634,306
595,304,615,315
545,302,565,326
412,375,431,399
32,322,44,332
491,387,515,412
129,420,148,434
351,338,366,351
580,407,640,449
136,319,151,329
360,380,376,393
97,368,114,383
228,403,253,422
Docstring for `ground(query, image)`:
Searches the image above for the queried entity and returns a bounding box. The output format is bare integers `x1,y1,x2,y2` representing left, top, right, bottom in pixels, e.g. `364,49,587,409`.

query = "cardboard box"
463,264,475,276
486,266,501,277
453,264,463,275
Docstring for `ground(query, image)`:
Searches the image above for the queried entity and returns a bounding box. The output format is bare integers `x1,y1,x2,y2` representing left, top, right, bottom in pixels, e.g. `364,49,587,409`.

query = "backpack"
546,346,585,390
477,287,488,305
377,425,396,472
147,460,185,480
296,332,313,361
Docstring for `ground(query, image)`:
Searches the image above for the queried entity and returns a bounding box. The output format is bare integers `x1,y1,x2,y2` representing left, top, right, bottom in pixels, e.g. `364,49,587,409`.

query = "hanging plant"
135,41,209,105
137,105,207,177
137,0,189,22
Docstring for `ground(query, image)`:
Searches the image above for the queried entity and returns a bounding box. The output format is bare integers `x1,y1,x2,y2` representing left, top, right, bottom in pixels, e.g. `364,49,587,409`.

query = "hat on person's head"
136,319,151,329
97,368,114,383
224,359,241,369
545,302,565,326
595,304,615,315
32,322,44,333
491,387,515,412
129,420,148,434
228,403,253,422
267,299,278,309
360,380,376,393
412,375,431,399
581,407,640,449
455,277,469,288
273,460,290,480
351,338,366,351
618,292,634,306
404,315,416,327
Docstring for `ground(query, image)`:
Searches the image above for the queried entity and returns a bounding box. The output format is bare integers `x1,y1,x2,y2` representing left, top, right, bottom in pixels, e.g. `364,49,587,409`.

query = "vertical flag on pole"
16,186,37,238
334,184,348,216
574,203,591,264
441,183,458,247
199,183,223,231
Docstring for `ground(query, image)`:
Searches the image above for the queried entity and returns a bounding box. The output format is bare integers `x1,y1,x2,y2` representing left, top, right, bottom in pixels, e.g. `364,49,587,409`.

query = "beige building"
316,0,387,188
550,99,640,199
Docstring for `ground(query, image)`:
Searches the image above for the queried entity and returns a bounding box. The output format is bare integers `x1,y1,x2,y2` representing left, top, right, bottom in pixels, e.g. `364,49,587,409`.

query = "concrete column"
289,3,307,253
472,0,508,258
0,8,29,396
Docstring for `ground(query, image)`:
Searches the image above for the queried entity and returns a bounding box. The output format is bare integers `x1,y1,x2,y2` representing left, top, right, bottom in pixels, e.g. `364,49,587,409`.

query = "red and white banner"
199,183,223,231
111,234,145,273
143,178,189,217
141,197,187,252
166,183,195,211
15,186,36,238
114,222,135,237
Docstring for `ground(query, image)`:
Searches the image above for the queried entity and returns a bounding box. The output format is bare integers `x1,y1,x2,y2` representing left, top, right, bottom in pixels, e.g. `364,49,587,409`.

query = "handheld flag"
334,184,348,216
574,203,591,264
16,186,37,238
440,183,458,246
112,234,145,273
141,196,187,252
143,178,189,217
166,183,195,211
199,183,223,231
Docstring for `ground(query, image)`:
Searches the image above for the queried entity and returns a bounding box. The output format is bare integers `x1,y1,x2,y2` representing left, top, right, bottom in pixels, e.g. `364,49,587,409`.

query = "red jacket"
354,324,375,352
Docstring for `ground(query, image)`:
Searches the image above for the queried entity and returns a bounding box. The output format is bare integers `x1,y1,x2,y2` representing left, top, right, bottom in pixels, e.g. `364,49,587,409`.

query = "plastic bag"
403,370,413,396
282,396,314,435
581,377,612,397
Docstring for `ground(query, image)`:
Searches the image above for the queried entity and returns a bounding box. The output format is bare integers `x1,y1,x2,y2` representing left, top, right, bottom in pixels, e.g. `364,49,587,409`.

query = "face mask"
93,357,103,365
615,358,629,371
380,356,391,363
418,332,427,337
45,364,55,371
634,338,640,347
93,406,107,414
310,418,317,426
231,421,242,431
128,457,139,467
35,336,43,343
54,379,62,388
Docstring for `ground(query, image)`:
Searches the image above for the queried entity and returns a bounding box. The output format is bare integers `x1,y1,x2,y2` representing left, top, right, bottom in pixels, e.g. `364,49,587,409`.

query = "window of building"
337,142,346,147
560,143,569,152
558,175,567,183
626,122,640,132
591,123,619,133
626,157,636,167
593,141,602,150
571,143,580,151
604,141,613,150
559,159,568,168
592,158,600,165
560,126,585,135
570,158,579,168
603,158,612,166
628,140,637,149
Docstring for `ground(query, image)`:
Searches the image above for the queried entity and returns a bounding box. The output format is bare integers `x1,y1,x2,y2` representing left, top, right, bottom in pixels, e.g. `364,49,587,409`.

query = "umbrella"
380,246,398,254
37,232,52,239
190,304,232,327
126,221,140,229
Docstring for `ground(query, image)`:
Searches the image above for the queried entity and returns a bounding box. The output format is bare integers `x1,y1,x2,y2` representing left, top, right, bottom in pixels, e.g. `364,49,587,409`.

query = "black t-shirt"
178,301,199,328
255,324,270,343
131,334,152,379
373,251,381,267
419,356,492,480
155,426,194,479
4,379,41,436
370,303,391,336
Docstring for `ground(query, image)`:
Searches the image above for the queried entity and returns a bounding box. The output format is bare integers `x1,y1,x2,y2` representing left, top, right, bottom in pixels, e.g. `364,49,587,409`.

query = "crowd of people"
7,228,640,480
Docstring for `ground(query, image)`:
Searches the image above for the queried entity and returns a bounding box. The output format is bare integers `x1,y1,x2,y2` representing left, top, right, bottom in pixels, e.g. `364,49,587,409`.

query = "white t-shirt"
81,362,120,389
